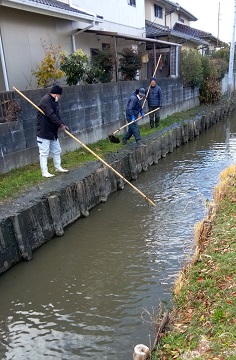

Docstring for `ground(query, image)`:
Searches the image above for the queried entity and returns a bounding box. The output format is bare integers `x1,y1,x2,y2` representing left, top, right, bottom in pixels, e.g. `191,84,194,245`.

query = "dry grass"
153,163,236,360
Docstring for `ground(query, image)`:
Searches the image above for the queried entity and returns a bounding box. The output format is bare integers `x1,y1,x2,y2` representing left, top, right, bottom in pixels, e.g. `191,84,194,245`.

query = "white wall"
0,7,94,90
73,0,145,36
145,0,194,29
145,0,165,26
221,72,236,94
166,12,192,28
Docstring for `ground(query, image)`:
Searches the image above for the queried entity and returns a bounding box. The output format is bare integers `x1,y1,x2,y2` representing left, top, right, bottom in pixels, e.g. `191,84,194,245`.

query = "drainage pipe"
72,21,95,52
0,28,9,91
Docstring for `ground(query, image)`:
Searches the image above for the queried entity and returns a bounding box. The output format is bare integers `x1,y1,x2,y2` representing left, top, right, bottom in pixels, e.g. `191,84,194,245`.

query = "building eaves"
0,0,103,22
178,6,197,22
160,0,198,21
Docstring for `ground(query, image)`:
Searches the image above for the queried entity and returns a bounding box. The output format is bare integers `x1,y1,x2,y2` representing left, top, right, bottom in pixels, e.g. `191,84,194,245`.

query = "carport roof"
85,28,182,48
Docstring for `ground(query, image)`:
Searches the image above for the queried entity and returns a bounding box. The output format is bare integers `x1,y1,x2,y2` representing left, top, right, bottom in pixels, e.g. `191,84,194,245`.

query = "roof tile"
28,0,99,17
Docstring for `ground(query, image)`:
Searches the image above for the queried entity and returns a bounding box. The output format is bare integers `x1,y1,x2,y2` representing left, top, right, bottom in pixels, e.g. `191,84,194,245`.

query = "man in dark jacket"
122,88,146,147
37,85,69,177
147,77,163,128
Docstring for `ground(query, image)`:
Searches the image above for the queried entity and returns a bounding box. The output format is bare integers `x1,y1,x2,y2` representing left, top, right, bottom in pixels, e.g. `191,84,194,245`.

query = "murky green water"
1,115,236,359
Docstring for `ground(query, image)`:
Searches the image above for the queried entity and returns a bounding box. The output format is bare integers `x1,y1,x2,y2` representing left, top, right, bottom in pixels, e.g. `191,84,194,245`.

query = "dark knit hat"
50,85,63,95
138,87,146,97
150,77,156,82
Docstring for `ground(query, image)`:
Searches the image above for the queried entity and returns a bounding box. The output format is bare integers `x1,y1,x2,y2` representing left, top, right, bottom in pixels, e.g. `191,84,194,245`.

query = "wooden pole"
142,54,162,109
13,86,156,207
111,108,159,136
65,130,156,206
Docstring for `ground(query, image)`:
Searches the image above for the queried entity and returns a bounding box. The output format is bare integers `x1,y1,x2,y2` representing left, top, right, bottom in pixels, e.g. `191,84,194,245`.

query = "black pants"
149,107,160,128
123,121,141,142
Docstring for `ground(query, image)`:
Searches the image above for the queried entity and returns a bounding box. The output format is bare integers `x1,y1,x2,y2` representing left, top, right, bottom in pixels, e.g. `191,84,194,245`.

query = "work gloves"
131,111,144,122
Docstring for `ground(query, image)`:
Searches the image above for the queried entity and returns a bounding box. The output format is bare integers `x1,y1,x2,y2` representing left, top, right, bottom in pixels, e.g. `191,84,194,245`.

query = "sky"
178,0,235,43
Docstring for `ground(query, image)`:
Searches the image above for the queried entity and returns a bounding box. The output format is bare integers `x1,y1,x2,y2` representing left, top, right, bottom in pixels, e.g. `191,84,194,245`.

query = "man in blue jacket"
147,77,163,128
36,85,69,177
122,88,145,147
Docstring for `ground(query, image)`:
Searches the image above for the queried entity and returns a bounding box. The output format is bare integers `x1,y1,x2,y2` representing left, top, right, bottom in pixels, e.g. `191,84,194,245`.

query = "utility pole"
228,0,236,96
217,2,220,47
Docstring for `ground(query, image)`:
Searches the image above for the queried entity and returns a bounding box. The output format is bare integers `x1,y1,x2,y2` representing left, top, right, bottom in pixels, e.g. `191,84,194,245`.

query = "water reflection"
1,114,236,359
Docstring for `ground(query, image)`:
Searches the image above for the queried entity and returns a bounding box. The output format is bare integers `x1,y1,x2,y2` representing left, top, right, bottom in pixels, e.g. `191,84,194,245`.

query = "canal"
1,113,236,359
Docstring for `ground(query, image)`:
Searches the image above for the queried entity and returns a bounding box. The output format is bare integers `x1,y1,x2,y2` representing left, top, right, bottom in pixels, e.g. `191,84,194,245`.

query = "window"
128,0,136,7
102,43,110,50
178,15,184,23
154,4,163,18
90,48,99,59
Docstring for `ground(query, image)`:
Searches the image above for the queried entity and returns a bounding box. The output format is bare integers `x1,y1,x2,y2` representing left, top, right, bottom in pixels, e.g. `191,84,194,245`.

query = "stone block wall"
0,78,199,174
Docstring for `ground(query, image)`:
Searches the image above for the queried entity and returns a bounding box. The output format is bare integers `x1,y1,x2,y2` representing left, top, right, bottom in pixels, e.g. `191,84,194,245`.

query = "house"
0,0,103,91
75,0,181,80
145,0,223,77
0,0,183,91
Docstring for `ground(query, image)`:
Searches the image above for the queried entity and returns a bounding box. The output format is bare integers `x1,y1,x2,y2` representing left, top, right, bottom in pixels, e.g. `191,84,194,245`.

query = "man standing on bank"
147,77,163,128
36,85,69,178
122,87,146,147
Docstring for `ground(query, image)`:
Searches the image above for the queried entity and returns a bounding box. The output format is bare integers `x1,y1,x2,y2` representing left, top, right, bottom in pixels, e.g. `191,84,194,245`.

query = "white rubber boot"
53,154,69,173
56,167,69,173
40,156,55,177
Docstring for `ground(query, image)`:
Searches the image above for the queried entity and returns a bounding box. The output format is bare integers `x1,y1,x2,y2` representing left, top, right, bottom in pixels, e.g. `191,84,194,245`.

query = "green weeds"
0,106,201,202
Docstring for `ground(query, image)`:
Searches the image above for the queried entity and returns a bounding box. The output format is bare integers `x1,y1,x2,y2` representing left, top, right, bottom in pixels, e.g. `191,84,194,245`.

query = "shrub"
60,49,89,86
210,58,228,80
90,48,114,83
212,45,230,63
32,40,65,88
199,56,222,104
199,77,222,104
83,65,101,84
180,49,203,87
118,48,143,80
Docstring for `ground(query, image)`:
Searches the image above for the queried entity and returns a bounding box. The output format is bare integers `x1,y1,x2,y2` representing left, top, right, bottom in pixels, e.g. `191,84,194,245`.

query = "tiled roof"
28,0,103,18
145,20,209,46
173,23,211,39
145,20,170,37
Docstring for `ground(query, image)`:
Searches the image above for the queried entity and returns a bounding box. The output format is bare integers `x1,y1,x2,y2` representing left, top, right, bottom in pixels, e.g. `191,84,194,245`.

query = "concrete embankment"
0,99,235,275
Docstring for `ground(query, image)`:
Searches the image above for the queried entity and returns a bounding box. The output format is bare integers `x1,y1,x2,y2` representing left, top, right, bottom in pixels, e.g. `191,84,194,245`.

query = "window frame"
178,14,185,23
154,4,163,19
90,48,99,59
128,0,136,7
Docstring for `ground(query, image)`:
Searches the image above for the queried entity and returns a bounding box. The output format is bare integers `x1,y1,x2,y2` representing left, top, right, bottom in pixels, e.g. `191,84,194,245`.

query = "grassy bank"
0,106,201,202
153,165,236,359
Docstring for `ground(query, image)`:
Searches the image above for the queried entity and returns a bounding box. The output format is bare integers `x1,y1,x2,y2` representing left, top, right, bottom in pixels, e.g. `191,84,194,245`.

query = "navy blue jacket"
147,85,163,107
126,92,143,121
36,93,63,140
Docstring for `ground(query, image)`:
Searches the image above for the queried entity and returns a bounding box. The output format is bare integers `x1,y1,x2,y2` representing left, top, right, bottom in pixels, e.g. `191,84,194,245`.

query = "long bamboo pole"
65,130,156,206
109,54,162,139
13,86,156,207
142,54,162,109
111,108,159,136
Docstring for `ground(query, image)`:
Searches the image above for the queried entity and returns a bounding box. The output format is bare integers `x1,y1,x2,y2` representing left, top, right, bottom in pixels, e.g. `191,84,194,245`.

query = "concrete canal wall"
0,98,235,275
